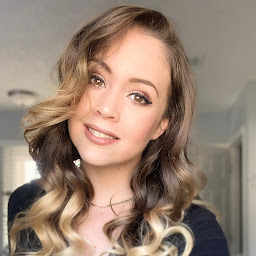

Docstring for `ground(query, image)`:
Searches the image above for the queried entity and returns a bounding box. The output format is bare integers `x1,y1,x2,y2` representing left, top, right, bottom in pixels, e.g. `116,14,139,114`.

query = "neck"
81,160,138,206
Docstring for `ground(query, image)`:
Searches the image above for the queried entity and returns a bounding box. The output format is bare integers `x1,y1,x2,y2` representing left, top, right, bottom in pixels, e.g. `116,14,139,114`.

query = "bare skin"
68,27,170,255
78,162,135,255
78,201,134,255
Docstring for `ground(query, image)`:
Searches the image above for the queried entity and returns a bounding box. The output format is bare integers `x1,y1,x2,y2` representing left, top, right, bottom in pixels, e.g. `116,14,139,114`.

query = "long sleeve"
8,180,43,252
184,204,230,256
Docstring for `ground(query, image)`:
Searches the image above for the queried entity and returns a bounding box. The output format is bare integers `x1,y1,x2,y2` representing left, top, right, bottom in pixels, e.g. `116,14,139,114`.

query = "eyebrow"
90,58,159,97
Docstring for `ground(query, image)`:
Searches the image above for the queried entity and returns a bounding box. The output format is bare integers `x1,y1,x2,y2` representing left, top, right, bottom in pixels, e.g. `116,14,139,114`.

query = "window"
1,145,40,254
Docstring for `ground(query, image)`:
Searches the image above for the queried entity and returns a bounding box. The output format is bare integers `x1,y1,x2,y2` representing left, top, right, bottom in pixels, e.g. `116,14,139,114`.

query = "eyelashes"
89,74,152,106
90,74,106,88
128,92,152,105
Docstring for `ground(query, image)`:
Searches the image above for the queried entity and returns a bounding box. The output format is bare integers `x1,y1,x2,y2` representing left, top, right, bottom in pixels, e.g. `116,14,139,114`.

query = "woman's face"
68,28,170,170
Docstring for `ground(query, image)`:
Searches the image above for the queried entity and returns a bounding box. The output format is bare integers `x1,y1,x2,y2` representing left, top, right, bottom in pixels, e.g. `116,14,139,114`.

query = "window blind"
1,145,40,254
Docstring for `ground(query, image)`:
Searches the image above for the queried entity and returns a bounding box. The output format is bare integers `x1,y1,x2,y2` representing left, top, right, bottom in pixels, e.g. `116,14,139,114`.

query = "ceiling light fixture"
7,89,38,107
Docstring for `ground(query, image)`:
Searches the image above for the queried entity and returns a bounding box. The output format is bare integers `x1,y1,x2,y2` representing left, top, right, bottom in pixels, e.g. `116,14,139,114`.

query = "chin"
79,151,117,168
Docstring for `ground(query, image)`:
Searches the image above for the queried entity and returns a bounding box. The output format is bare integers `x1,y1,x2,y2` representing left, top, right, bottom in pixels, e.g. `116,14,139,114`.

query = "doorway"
229,135,243,256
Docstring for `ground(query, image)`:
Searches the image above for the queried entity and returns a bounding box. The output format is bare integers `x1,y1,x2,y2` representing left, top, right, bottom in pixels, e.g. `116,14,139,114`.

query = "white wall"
227,82,256,256
191,82,256,256
191,109,229,145
245,85,256,256
0,110,26,143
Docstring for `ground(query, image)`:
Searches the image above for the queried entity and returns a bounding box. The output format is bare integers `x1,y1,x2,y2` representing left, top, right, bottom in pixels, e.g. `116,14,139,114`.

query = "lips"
85,123,119,140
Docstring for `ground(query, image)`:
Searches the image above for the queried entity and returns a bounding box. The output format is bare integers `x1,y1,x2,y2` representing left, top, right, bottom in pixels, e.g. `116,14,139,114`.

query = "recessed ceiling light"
189,55,205,67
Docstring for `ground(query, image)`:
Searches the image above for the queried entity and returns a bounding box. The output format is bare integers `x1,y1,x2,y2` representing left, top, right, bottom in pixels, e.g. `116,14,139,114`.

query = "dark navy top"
8,181,230,255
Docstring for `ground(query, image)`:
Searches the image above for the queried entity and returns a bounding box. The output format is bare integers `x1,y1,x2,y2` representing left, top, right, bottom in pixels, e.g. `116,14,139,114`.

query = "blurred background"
0,0,255,255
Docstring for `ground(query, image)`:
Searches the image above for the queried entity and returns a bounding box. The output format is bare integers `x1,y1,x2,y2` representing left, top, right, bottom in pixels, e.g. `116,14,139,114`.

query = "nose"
95,90,120,121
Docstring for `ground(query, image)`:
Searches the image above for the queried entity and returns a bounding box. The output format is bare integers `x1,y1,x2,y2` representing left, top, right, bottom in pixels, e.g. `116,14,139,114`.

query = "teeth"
88,127,116,139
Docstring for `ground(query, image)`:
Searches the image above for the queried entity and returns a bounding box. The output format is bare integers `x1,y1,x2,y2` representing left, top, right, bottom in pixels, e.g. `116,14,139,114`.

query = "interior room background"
0,1,255,256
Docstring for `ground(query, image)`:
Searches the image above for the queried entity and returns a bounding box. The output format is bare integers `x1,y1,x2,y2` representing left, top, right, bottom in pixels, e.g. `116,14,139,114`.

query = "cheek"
67,113,85,145
124,112,160,144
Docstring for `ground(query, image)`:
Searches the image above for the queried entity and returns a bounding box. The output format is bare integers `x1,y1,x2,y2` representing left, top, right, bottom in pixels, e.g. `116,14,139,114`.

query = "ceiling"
0,0,255,113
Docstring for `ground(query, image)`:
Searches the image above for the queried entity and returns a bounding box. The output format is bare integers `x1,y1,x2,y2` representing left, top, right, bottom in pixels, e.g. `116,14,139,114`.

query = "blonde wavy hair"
9,5,207,256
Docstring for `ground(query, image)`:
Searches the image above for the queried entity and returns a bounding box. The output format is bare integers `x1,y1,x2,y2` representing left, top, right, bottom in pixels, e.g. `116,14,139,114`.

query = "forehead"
90,28,171,96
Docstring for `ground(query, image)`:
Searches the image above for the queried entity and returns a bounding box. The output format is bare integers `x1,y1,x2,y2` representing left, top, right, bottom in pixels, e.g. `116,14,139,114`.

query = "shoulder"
183,203,230,256
8,180,44,228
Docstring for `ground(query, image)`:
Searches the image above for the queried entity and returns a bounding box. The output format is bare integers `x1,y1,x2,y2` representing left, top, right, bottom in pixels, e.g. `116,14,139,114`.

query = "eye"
128,92,152,105
89,74,106,88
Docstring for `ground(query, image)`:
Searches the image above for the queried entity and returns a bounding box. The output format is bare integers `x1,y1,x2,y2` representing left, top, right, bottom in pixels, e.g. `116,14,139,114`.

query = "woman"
8,5,229,256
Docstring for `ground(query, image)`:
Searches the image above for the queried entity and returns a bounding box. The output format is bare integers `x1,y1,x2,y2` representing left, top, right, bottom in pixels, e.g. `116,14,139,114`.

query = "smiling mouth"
87,126,118,140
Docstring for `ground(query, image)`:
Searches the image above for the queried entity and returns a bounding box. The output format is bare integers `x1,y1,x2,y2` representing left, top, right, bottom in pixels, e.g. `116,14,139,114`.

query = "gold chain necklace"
90,196,134,208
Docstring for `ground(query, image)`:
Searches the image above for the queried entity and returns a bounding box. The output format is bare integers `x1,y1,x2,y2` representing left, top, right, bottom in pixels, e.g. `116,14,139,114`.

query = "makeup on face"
68,28,170,169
